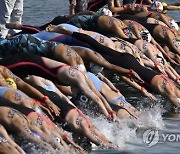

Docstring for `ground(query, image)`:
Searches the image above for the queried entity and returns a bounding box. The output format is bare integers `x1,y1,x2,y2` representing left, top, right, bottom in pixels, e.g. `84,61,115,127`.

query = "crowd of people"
0,0,179,153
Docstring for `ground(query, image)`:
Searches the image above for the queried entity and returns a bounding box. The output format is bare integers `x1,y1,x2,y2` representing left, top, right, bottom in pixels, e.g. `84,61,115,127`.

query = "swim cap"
97,8,112,16
151,1,163,12
169,20,179,31
5,78,17,89
161,2,167,13
89,62,103,74
162,2,167,7
140,30,152,42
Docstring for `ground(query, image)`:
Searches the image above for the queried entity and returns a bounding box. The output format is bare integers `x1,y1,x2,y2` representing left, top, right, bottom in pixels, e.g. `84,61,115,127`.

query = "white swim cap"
169,20,179,31
151,1,163,12
97,8,112,16
89,62,103,74
140,30,152,42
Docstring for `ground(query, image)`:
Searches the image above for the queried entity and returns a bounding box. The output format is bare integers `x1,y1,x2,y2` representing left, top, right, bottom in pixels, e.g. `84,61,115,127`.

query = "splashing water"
135,103,165,129
89,103,165,150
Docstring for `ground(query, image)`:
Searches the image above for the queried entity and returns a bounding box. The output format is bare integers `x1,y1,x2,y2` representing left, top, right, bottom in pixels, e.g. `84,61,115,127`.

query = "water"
22,0,180,153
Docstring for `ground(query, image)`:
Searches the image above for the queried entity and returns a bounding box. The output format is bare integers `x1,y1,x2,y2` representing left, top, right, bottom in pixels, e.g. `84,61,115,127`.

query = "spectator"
0,0,23,38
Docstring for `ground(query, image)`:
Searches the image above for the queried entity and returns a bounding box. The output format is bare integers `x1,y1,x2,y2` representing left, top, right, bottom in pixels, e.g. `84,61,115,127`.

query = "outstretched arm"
0,124,26,154
121,76,157,102
108,0,126,13
2,66,60,116
97,72,119,92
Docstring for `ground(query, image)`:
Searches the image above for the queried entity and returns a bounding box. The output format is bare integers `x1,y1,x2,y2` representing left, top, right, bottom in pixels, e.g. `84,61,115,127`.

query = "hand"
157,64,166,75
45,100,60,116
141,88,157,102
113,89,120,93
108,111,120,123
129,70,144,84
175,77,180,85
112,113,120,123
72,144,84,154
40,105,55,120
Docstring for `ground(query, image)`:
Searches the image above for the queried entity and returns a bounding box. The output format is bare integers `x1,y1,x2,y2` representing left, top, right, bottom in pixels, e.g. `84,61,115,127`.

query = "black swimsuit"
0,53,66,85
71,32,159,84
66,15,100,32
33,86,75,119
0,97,34,116
139,23,158,34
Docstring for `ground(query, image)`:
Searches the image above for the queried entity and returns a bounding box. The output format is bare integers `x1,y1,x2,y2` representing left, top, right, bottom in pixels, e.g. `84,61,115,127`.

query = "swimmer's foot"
46,24,73,35
6,21,21,30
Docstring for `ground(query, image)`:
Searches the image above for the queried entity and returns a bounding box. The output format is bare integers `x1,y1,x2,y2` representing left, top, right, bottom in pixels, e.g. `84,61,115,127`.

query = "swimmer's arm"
132,23,141,39
121,76,157,101
134,52,145,66
167,36,180,55
159,13,172,28
97,73,119,92
108,0,127,13
84,50,131,76
2,67,60,115
53,84,76,107
140,51,159,66
161,45,179,65
0,74,9,87
151,38,171,59
0,125,26,154
166,5,180,11
55,128,84,152
114,26,129,39
139,51,155,63
141,58,154,68
13,119,55,152
144,0,153,4
85,77,113,117
2,67,46,101
55,84,73,96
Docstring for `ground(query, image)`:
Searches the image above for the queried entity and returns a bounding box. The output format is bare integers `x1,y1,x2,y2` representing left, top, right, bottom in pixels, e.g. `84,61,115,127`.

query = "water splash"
135,103,165,129
90,115,137,149
89,103,165,150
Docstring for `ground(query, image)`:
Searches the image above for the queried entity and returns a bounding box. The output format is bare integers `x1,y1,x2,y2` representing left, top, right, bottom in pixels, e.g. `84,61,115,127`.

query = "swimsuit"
0,53,67,85
0,86,9,97
0,34,57,59
33,86,75,119
33,24,84,46
0,86,29,99
71,31,160,84
66,15,99,32
109,96,132,108
86,72,102,92
0,97,35,116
